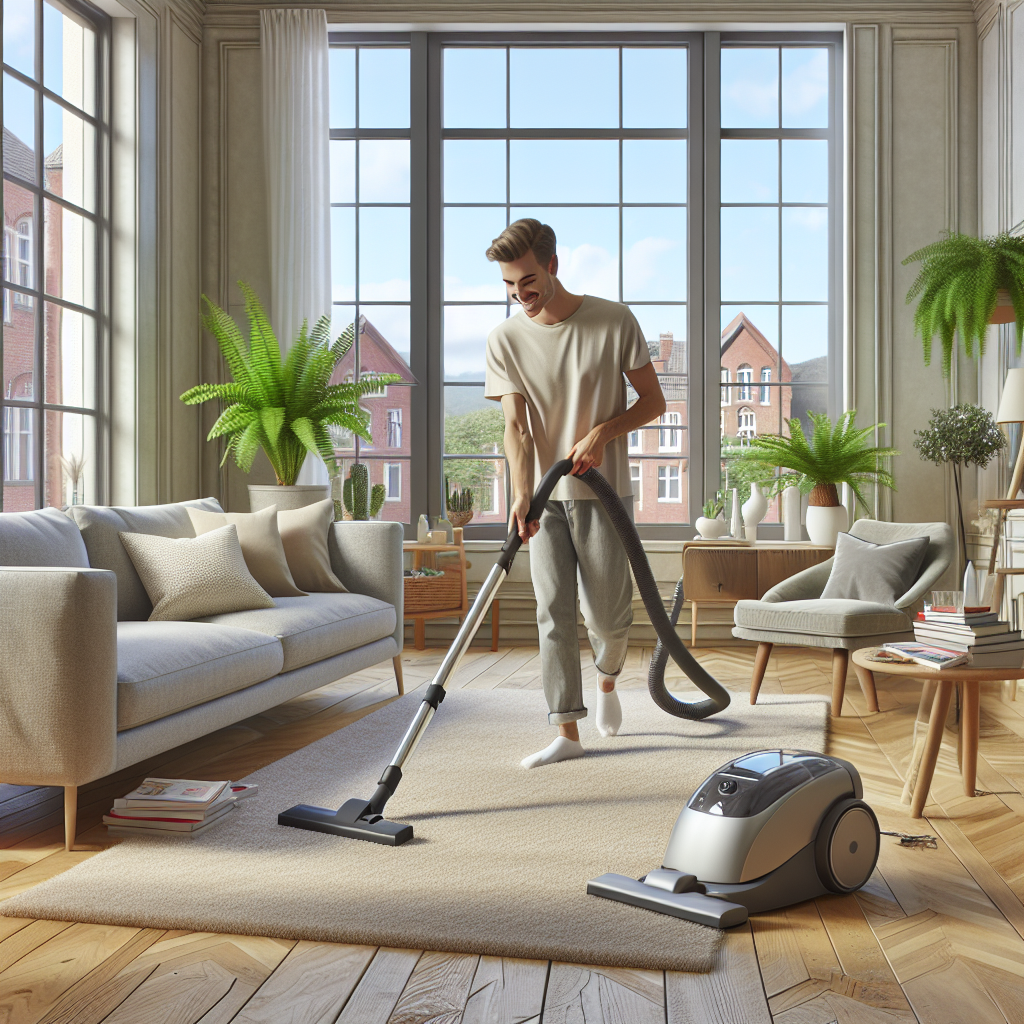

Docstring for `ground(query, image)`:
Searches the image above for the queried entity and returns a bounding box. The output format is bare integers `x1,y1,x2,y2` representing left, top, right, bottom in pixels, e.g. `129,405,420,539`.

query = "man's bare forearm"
592,391,667,446
505,421,535,502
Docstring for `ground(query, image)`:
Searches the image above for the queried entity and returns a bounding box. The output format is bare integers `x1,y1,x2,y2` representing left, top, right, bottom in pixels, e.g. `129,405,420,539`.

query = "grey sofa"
0,499,404,850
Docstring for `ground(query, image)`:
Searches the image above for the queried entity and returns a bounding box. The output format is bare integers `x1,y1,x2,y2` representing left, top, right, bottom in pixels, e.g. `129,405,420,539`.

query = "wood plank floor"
0,644,1021,1023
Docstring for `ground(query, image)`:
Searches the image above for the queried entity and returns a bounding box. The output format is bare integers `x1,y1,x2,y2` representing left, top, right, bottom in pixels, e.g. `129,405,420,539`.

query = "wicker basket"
404,567,463,615
449,509,474,528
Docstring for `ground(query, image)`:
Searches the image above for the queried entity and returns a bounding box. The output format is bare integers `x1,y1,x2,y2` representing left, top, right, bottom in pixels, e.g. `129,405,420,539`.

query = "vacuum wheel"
814,798,880,893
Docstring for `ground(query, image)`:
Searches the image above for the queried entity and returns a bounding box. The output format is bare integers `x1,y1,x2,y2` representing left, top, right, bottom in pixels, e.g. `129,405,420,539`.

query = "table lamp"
996,368,1024,499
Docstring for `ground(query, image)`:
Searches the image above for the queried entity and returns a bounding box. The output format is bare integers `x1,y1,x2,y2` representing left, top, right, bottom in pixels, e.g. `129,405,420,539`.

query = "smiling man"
484,218,667,768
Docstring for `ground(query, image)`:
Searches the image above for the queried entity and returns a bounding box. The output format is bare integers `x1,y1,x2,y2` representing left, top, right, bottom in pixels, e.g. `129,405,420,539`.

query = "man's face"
498,251,558,318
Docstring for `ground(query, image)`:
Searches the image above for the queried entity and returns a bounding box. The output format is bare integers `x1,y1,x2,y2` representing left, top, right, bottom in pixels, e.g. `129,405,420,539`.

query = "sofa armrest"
761,557,835,603
0,567,118,786
329,521,404,651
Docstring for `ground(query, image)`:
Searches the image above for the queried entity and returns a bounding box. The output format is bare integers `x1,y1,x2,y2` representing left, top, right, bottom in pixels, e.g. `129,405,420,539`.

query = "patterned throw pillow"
119,525,276,621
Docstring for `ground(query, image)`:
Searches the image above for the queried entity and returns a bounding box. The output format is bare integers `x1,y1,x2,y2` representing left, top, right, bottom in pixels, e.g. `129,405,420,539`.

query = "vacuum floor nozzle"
278,798,414,846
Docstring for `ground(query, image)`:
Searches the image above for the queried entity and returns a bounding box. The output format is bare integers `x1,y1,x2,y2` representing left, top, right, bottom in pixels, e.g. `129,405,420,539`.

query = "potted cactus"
339,463,385,521
446,477,475,528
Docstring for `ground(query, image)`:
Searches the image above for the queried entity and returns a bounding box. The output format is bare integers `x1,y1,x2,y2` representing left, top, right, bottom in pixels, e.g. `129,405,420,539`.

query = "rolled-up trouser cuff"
548,707,588,725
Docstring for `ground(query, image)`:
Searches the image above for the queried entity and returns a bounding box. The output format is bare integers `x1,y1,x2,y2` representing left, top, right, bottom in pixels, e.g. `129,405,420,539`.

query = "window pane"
359,140,409,203
330,140,355,203
44,98,96,211
721,140,777,203
3,288,36,412
721,304,779,352
43,1,95,116
444,305,508,381
359,48,409,129
359,207,409,300
781,208,828,301
444,48,506,128
330,207,355,301
2,405,37,510
3,1,35,79
622,47,686,128
782,49,829,128
629,305,687,361
44,199,95,309
444,207,507,302
3,193,37,293
44,302,94,408
329,48,355,128
622,140,686,203
44,408,96,507
782,304,828,372
443,456,507,524
721,48,778,128
509,140,618,204
3,73,38,179
444,140,506,203
642,460,688,522
782,140,828,203
358,305,412,368
721,207,778,302
351,458,410,522
788,383,828,429
510,49,618,128
623,207,686,302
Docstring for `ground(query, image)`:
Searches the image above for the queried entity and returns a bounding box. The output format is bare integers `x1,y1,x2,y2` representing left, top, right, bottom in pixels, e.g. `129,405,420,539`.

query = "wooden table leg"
414,617,425,650
690,603,698,647
491,599,500,652
902,677,938,805
961,681,980,797
854,665,879,713
911,678,954,819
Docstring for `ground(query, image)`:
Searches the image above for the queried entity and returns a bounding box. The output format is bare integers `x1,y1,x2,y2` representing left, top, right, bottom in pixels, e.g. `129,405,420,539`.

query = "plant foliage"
701,491,725,519
903,232,1024,379
180,283,399,485
446,476,474,514
343,463,385,520
730,410,899,513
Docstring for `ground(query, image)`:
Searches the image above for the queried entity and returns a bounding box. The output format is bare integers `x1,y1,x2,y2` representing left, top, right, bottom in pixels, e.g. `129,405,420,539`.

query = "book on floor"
105,814,233,838
102,802,235,832
880,642,971,669
112,778,230,810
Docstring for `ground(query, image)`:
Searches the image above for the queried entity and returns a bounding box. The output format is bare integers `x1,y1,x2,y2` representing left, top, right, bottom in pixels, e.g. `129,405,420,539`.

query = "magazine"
880,642,970,669
113,778,229,810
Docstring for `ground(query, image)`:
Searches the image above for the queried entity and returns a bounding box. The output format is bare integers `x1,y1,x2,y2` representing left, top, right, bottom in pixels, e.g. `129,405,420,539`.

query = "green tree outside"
444,408,506,502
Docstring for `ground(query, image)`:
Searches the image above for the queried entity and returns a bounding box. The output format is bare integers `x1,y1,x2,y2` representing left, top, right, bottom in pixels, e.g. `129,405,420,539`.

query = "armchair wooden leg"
854,664,879,713
393,655,404,696
65,785,77,852
831,649,850,718
749,643,773,704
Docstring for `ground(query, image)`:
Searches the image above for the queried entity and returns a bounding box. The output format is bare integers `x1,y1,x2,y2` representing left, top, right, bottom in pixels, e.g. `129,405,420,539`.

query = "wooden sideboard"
682,540,834,646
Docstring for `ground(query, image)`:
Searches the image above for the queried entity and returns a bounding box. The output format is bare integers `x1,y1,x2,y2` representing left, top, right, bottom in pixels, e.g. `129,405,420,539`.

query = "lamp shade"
996,368,1024,423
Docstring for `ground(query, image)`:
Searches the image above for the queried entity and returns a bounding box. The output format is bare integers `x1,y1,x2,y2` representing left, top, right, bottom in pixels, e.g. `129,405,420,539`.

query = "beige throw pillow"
187,505,306,598
119,525,276,621
277,498,348,593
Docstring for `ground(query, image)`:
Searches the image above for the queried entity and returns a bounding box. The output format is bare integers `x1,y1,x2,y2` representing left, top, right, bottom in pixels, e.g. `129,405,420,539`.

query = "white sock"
596,676,622,737
520,736,585,769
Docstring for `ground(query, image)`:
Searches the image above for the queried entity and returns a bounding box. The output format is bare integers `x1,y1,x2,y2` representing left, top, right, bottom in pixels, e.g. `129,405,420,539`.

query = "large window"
327,32,839,536
2,0,108,511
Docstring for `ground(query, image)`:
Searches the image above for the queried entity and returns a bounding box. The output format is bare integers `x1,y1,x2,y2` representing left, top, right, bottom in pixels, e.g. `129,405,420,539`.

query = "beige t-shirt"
484,295,651,501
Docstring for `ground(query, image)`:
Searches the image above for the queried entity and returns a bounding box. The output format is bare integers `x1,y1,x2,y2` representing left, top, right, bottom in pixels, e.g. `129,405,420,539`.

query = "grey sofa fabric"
197,593,397,673
819,532,930,605
734,598,912,637
0,506,90,568
69,498,223,621
116,621,284,730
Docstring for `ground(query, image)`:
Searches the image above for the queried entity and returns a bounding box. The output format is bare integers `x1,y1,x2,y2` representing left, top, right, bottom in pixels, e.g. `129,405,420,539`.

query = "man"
484,219,667,768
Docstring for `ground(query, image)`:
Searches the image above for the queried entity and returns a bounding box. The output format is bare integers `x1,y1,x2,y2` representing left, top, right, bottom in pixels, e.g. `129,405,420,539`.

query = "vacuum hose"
497,459,731,721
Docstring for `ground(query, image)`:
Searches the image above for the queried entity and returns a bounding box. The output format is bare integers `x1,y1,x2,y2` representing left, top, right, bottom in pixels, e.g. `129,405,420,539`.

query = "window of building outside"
384,461,401,500
630,461,642,507
386,407,402,448
327,32,839,536
2,0,108,511
737,406,756,440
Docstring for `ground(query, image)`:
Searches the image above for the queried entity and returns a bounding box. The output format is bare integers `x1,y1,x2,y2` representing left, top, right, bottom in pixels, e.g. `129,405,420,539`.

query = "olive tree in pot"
731,411,899,547
181,282,398,511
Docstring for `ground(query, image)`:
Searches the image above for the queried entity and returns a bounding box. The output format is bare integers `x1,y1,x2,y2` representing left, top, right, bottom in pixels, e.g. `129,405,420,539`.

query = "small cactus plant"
343,463,385,520
445,476,474,526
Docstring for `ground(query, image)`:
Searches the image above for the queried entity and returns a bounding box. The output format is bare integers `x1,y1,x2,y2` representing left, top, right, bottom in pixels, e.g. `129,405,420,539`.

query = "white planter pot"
742,482,769,540
805,504,848,547
782,485,802,541
695,516,729,539
248,484,329,513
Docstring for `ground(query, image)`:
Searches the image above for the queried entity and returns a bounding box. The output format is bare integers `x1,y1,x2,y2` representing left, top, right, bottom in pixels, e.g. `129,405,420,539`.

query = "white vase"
742,482,768,540
729,488,742,539
248,484,329,512
782,486,802,541
805,504,848,547
695,516,729,539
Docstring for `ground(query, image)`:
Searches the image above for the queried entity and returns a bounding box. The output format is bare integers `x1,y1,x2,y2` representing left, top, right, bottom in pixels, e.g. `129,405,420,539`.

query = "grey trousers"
529,497,634,724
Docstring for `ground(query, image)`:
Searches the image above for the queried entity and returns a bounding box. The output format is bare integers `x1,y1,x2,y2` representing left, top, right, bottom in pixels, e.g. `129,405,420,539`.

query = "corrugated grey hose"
577,467,732,720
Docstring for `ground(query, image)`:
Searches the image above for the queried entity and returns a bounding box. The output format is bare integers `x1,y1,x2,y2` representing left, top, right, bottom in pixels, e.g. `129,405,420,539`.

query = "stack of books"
103,778,258,837
913,608,1024,669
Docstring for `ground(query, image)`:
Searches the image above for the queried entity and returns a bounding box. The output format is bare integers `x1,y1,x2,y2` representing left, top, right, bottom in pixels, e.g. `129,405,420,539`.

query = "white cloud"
557,242,618,299
783,51,828,117
623,236,684,301
443,279,506,302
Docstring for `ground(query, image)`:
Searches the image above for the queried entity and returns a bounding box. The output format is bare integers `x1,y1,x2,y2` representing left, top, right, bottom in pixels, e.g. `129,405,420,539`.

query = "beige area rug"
0,689,827,971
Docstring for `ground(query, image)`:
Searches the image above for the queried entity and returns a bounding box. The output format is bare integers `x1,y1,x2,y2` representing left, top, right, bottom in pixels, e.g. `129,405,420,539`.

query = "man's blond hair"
485,218,557,267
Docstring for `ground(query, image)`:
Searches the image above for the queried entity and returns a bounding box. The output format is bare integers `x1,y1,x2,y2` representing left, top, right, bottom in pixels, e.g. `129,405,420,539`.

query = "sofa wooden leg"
854,664,879,713
831,649,849,717
749,643,773,704
393,655,405,696
65,785,78,852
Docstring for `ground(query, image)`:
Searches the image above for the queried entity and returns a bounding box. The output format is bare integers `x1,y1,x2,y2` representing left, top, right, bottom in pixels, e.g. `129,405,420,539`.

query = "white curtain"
261,8,332,485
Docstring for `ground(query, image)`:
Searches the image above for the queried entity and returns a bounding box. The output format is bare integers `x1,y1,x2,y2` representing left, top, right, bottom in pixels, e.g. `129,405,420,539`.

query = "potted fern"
903,232,1024,378
731,411,899,546
181,283,398,511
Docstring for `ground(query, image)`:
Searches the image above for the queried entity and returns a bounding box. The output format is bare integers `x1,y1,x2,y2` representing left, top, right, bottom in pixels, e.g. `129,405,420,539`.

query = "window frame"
383,460,402,500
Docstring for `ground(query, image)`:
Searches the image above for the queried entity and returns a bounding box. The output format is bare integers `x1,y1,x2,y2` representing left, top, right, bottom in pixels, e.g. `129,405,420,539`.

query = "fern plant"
731,410,899,512
903,232,1024,378
181,283,399,485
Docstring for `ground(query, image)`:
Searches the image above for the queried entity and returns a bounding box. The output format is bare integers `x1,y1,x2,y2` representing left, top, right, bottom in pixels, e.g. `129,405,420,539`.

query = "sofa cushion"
820,531,929,606
0,506,90,568
277,500,348,593
734,599,912,638
197,593,396,672
117,621,284,730
69,498,222,621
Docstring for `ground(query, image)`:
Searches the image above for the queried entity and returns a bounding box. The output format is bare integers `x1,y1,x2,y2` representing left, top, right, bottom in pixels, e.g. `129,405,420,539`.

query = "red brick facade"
719,312,792,442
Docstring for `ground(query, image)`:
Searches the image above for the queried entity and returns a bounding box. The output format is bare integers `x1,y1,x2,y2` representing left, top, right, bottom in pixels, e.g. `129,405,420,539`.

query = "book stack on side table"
103,778,258,837
912,608,1024,669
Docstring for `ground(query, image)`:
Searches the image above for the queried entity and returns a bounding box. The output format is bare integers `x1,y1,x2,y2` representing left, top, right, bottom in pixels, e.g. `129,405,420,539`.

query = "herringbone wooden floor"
0,644,1021,1023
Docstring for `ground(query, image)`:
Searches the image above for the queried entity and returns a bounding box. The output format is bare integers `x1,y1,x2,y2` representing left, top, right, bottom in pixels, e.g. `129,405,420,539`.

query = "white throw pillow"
277,499,348,593
119,524,276,621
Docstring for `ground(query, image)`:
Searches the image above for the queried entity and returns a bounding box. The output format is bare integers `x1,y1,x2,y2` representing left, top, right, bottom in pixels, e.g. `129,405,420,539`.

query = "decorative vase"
695,516,729,539
741,482,768,542
729,488,742,539
417,514,430,543
449,509,474,528
248,484,329,513
805,503,848,547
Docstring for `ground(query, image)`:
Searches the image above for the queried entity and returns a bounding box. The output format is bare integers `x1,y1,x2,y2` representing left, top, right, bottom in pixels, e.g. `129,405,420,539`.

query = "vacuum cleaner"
588,749,880,928
278,458,733,844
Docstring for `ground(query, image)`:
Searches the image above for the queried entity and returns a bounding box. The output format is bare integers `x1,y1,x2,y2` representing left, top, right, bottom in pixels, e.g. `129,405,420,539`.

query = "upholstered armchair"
733,520,955,716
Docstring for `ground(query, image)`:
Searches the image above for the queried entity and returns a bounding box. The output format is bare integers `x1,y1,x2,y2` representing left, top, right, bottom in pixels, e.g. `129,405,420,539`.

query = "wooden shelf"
982,499,1024,509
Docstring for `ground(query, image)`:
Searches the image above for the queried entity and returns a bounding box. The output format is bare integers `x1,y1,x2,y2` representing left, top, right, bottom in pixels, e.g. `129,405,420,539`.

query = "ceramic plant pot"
742,482,769,541
805,503,848,547
782,485,803,541
695,516,729,539
248,484,329,513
